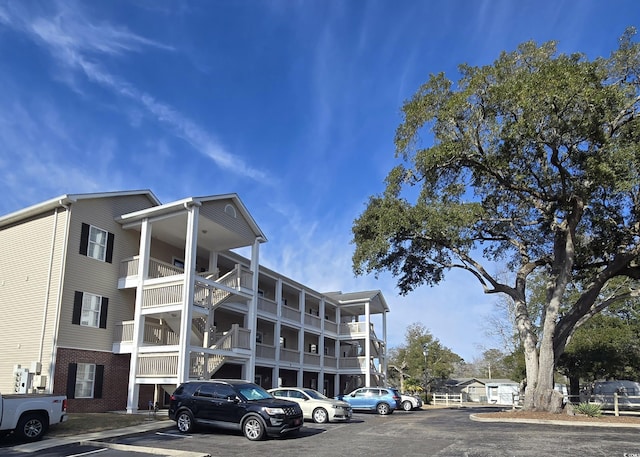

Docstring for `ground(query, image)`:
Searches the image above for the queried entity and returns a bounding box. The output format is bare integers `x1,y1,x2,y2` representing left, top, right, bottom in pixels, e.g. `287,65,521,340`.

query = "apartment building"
0,191,389,413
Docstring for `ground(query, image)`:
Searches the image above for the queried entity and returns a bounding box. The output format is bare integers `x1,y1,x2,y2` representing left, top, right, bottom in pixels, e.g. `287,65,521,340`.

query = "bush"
574,402,602,417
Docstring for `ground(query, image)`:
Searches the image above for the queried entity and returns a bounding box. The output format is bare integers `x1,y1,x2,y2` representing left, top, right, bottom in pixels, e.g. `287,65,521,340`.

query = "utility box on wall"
13,365,30,394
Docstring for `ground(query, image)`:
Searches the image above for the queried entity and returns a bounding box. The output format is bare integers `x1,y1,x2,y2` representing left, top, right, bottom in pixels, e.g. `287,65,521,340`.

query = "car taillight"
170,394,176,401
62,399,68,412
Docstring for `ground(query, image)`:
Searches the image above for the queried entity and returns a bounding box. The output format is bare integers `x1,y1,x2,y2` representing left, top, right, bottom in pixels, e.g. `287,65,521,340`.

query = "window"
279,336,286,348
75,363,96,398
79,223,114,263
73,291,109,329
88,226,107,260
81,293,101,327
224,204,237,218
66,363,103,399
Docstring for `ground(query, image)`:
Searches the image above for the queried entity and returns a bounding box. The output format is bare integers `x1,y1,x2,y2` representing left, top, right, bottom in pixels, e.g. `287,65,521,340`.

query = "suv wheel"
376,402,391,415
176,410,194,433
402,400,413,411
312,407,329,423
242,415,266,441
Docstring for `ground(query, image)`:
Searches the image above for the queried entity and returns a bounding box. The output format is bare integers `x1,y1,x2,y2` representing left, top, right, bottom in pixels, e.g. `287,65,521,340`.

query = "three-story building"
0,191,389,413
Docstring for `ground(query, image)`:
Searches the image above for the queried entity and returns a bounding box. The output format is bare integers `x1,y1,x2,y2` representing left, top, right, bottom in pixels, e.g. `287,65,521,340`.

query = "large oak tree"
352,29,640,412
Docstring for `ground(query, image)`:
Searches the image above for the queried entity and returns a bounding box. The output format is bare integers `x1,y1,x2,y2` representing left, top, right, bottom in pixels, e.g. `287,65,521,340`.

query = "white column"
208,251,218,279
127,218,151,413
178,204,199,382
274,278,282,382
319,298,325,389
247,237,260,383
382,309,388,384
364,300,371,387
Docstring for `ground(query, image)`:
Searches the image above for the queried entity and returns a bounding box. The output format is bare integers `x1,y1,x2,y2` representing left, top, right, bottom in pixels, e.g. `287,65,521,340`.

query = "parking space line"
67,449,108,457
155,431,192,438
82,441,209,457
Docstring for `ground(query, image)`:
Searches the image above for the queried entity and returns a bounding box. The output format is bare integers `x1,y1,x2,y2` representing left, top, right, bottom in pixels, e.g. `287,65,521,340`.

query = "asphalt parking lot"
5,407,640,457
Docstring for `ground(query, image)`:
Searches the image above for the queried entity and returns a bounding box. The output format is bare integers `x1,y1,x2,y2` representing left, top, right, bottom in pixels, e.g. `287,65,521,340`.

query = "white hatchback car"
268,387,353,423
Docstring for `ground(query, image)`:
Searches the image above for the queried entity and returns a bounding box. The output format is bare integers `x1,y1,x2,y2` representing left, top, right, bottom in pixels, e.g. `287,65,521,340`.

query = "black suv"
169,379,303,440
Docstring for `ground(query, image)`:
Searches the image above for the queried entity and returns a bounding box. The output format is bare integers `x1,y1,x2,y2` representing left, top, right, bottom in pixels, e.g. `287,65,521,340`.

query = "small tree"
353,29,640,412
388,323,462,395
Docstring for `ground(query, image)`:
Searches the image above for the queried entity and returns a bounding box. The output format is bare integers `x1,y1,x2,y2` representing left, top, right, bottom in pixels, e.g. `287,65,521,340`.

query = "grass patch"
49,412,170,437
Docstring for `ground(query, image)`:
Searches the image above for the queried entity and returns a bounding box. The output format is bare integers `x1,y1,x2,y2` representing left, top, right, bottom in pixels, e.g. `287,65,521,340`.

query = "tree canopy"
353,28,640,412
387,323,461,394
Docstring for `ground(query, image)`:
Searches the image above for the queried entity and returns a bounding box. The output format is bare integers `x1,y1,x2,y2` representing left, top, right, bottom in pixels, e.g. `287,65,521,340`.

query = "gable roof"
324,290,389,314
446,377,519,387
0,190,160,228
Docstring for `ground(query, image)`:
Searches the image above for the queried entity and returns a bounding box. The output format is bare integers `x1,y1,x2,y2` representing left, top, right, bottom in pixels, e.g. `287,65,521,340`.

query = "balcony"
114,321,251,354
118,256,254,295
339,322,379,339
257,296,278,315
304,312,321,330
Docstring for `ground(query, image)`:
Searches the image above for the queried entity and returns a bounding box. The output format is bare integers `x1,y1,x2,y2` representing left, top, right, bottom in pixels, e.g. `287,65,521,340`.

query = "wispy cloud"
1,1,271,184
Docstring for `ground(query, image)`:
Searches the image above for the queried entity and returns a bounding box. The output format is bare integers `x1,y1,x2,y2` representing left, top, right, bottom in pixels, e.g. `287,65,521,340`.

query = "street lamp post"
422,343,429,403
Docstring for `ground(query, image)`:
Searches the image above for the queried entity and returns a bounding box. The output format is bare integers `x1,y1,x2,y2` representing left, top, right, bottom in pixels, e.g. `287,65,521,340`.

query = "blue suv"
335,387,402,415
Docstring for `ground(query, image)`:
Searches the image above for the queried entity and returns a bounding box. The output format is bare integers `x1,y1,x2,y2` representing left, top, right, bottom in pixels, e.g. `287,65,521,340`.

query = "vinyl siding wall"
58,195,154,352
0,209,68,394
200,200,256,240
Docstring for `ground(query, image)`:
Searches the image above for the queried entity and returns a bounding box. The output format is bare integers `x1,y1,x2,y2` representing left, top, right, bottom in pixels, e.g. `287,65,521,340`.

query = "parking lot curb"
9,419,174,453
83,440,210,457
469,413,640,428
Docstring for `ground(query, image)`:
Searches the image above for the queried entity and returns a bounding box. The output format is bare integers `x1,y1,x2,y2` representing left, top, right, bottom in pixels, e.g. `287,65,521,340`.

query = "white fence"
431,393,464,406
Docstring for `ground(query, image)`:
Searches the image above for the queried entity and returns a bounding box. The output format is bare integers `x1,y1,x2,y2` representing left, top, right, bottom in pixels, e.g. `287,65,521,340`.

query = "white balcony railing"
304,313,321,329
324,355,337,368
114,321,180,345
324,320,338,333
280,348,300,363
258,297,278,315
256,343,276,359
137,353,179,377
303,352,321,365
282,305,301,322
339,322,378,339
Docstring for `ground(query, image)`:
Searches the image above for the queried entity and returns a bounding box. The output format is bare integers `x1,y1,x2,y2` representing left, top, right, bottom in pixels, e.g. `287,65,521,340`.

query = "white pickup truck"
0,392,68,441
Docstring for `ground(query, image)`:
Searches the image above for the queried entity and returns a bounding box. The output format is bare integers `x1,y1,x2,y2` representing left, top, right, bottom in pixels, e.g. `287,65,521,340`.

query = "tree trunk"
514,298,539,410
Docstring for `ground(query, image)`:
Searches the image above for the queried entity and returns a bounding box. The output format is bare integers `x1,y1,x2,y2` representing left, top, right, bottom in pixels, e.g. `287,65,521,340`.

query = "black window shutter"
79,223,89,256
72,291,83,325
105,232,114,263
99,297,109,329
94,365,104,399
66,363,77,399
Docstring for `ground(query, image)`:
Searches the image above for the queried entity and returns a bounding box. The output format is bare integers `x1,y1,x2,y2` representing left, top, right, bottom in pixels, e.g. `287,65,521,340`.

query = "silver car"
269,387,352,423
400,393,423,411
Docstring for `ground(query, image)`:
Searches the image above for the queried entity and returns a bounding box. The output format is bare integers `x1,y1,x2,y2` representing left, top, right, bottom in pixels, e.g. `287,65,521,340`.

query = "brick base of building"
53,348,155,413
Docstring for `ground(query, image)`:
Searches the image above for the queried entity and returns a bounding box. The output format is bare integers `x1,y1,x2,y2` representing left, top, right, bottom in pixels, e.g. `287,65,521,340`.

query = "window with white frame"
81,293,102,327
79,223,114,263
88,226,108,261
73,291,109,329
75,363,96,398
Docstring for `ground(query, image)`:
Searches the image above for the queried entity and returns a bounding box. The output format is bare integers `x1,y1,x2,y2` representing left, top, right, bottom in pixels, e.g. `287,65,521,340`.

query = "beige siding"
0,209,67,394
149,238,186,267
200,200,256,240
57,195,153,352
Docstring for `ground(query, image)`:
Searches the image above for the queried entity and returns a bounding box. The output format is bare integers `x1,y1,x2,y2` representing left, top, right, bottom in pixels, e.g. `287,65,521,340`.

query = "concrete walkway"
9,418,209,456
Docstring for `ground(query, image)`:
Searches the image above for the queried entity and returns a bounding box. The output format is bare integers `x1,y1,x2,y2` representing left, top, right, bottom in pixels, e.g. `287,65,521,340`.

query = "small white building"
485,380,520,405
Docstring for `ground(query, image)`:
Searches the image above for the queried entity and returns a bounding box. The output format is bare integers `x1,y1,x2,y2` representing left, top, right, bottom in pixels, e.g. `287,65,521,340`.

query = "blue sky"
0,0,638,362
